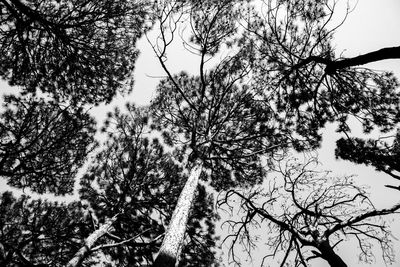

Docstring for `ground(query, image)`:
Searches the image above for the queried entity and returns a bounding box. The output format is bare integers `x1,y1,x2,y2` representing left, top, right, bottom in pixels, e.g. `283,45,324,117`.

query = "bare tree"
219,157,400,267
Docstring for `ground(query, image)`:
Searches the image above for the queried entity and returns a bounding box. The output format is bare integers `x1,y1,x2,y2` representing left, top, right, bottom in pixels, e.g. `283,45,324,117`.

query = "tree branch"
328,46,400,72
92,232,164,252
326,202,400,237
293,46,400,75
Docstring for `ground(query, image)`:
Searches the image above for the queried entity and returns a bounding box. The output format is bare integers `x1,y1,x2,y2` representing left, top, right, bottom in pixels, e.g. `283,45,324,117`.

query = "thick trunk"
66,215,117,267
152,160,203,267
318,240,347,267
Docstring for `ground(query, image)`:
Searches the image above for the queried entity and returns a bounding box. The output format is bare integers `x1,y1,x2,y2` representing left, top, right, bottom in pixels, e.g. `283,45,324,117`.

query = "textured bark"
66,215,117,267
317,240,348,267
152,160,203,267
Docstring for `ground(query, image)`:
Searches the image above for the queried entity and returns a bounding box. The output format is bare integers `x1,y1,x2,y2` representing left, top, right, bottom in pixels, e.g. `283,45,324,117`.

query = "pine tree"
0,0,153,103
73,104,218,266
0,94,96,195
0,191,92,267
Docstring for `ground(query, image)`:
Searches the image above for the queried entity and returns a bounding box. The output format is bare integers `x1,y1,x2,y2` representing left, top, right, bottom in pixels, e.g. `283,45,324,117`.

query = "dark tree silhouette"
0,95,96,195
336,130,400,190
1,1,399,266
243,0,400,147
0,104,218,267
219,158,400,267
73,104,218,267
0,0,152,103
149,1,292,265
0,191,92,267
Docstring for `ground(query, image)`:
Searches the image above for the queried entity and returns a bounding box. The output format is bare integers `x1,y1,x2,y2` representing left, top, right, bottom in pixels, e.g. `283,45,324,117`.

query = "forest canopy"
0,0,399,266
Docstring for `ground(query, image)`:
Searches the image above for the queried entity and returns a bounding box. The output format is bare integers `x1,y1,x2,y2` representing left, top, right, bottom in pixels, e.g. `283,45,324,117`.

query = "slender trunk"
152,160,203,267
318,240,347,267
66,215,118,267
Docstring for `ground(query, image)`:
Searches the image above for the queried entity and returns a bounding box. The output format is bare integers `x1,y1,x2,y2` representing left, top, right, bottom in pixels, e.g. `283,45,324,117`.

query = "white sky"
0,0,399,266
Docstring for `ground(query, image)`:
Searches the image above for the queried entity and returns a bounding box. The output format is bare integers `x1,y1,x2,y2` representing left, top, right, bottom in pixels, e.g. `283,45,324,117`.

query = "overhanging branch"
326,202,400,237
292,46,400,74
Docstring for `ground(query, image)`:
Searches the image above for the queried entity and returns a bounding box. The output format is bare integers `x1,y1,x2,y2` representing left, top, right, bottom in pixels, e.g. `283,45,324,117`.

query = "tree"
242,0,400,148
72,104,218,266
0,191,92,267
0,103,219,267
2,1,399,266
149,1,292,265
0,94,96,195
219,157,400,267
335,130,400,190
0,0,153,103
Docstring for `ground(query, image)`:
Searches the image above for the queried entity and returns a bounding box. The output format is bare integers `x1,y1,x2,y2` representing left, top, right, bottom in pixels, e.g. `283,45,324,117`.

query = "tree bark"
152,160,203,267
66,215,118,267
317,240,348,267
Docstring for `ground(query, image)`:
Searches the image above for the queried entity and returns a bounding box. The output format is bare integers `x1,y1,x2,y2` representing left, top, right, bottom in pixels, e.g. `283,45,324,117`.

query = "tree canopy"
151,68,283,191
336,131,400,189
0,94,96,195
242,0,400,146
78,104,218,266
148,0,400,265
0,0,399,266
0,191,92,267
0,0,152,103
0,104,219,266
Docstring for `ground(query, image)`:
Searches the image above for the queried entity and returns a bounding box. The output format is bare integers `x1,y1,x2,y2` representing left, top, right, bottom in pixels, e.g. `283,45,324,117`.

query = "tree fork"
152,160,203,267
66,215,118,267
317,240,348,267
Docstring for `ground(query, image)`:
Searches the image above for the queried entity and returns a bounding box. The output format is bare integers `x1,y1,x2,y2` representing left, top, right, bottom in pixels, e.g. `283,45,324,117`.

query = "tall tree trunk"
317,240,348,267
152,160,203,267
66,215,118,267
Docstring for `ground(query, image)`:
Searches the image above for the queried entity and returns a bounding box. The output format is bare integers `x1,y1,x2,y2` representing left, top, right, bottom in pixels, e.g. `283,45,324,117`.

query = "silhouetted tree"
2,1,400,266
0,0,153,103
243,0,400,142
150,1,289,265
219,158,400,267
0,103,218,267
336,130,400,190
73,104,218,266
0,94,96,195
0,191,92,267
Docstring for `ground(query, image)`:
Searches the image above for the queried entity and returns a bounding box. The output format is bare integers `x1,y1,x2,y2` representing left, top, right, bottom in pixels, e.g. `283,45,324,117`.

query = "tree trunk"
66,215,118,267
318,240,348,267
152,160,203,267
